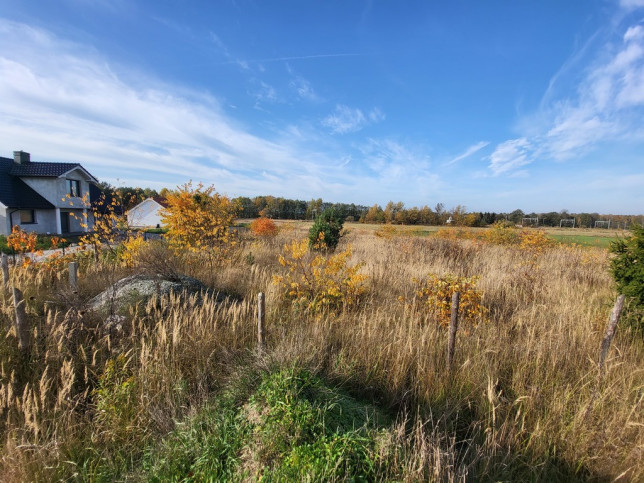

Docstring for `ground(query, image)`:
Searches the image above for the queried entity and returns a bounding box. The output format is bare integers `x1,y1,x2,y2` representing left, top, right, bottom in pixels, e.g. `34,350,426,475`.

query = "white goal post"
522,217,539,227
560,218,575,228
594,220,611,229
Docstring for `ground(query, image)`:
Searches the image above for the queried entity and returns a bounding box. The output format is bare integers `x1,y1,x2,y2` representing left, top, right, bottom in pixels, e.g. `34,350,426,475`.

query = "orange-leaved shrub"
49,236,66,249
410,273,488,327
250,217,278,238
7,225,37,254
273,238,368,314
7,226,40,265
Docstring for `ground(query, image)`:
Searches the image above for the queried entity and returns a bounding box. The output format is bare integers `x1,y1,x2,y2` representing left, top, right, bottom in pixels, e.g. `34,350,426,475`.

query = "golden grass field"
0,224,641,480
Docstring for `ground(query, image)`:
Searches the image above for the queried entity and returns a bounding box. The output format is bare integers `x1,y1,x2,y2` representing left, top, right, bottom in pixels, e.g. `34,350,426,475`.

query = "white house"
0,151,98,235
127,197,167,228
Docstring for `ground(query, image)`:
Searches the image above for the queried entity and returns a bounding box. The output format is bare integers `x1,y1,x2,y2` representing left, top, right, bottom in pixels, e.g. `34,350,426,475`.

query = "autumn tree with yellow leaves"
160,182,238,265
65,190,133,260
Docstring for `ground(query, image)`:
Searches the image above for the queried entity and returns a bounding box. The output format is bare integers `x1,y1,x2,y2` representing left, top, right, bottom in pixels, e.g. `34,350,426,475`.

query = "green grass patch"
549,234,616,248
143,227,168,234
141,366,401,481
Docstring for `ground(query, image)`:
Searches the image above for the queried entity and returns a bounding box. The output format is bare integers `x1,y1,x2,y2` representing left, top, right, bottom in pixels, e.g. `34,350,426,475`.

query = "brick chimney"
13,151,30,164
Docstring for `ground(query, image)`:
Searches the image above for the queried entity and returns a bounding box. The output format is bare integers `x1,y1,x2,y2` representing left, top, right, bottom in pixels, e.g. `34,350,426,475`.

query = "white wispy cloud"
489,11,644,175
620,0,644,10
369,107,386,123
0,19,358,200
446,141,489,165
322,105,385,134
224,53,361,66
250,80,279,105
543,20,644,159
353,138,441,203
289,76,320,101
207,30,249,70
488,138,533,176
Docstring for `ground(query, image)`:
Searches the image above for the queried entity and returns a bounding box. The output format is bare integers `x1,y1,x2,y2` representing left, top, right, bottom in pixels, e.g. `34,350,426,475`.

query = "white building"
127,197,168,228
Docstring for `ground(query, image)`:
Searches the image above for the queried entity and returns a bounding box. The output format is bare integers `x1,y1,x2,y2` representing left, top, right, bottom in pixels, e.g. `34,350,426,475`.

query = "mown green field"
268,220,626,248
548,233,618,248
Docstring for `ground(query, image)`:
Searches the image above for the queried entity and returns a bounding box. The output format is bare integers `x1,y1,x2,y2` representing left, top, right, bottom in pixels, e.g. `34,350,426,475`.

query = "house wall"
65,209,87,233
21,170,95,233
127,199,164,228
21,170,93,209
9,209,58,234
0,206,9,236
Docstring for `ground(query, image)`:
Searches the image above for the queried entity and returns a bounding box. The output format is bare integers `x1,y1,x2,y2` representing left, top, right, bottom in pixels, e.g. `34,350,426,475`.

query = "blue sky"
1,0,643,213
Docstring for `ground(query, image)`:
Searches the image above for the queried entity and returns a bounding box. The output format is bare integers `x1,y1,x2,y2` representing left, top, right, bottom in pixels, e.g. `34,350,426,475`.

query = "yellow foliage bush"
161,182,238,264
518,229,555,254
119,234,148,268
411,273,488,327
484,221,519,245
273,238,368,314
435,227,477,241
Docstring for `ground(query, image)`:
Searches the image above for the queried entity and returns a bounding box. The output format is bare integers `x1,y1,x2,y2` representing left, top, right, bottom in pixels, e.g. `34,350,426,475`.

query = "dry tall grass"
0,227,641,481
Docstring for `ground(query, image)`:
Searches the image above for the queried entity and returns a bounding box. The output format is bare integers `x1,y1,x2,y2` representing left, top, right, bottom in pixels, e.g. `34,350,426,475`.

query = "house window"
67,179,81,197
20,210,35,224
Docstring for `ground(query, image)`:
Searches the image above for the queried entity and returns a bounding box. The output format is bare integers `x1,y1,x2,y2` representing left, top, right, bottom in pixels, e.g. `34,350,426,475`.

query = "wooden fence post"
257,292,266,353
1,253,9,286
69,261,78,292
447,291,461,372
12,287,29,351
599,294,626,376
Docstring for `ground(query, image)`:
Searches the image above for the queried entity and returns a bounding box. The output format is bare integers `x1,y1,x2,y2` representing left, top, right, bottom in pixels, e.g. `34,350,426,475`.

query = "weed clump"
144,367,398,481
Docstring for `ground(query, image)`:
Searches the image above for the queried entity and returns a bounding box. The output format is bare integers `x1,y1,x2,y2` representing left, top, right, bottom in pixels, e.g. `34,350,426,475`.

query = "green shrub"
309,208,344,251
610,224,644,305
143,367,397,481
610,224,644,332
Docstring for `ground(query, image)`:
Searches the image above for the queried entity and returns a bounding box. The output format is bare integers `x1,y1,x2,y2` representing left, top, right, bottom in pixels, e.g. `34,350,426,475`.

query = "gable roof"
0,157,55,209
10,161,98,182
128,197,169,213
152,197,169,208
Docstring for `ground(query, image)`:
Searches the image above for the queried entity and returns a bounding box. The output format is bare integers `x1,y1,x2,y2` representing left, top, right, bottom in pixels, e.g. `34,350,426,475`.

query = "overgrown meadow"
0,221,642,481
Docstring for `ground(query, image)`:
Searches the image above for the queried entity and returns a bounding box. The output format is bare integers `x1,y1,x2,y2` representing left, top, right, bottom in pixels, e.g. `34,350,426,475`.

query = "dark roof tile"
0,157,55,209
10,161,83,177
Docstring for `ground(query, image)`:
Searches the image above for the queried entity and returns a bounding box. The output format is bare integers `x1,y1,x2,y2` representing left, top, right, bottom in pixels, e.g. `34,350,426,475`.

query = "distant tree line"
95,183,642,228
236,198,642,228
234,196,369,222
